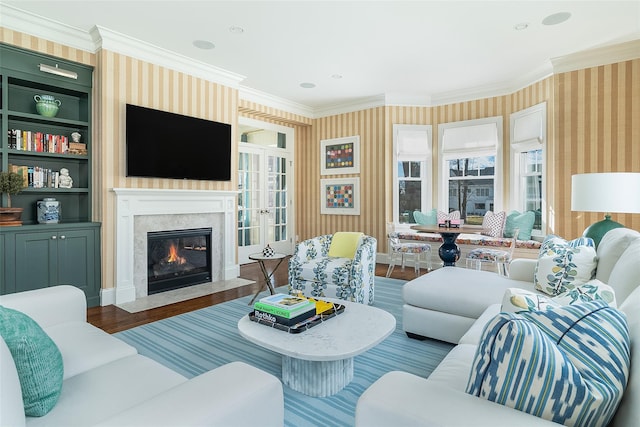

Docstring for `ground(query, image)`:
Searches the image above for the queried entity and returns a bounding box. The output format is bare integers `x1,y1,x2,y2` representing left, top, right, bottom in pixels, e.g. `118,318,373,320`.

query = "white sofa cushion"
0,338,26,427
94,361,285,427
426,344,477,391
606,238,640,303
403,267,536,320
44,322,137,380
466,301,630,427
595,228,640,284
27,355,186,427
613,285,640,426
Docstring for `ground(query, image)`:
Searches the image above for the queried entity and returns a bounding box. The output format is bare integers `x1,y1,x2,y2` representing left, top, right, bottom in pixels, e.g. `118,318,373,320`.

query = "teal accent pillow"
413,209,437,225
503,210,535,240
0,306,63,417
467,301,630,427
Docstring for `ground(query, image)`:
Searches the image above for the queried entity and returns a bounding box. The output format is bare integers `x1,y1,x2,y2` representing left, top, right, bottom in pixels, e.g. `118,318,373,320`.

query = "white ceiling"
2,1,639,115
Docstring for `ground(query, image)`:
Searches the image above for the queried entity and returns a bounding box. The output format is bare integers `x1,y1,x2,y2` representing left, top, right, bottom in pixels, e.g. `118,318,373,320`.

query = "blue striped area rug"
115,277,454,426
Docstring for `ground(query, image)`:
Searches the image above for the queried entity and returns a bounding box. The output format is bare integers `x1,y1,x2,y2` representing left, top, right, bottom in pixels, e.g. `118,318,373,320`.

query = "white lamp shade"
571,173,640,213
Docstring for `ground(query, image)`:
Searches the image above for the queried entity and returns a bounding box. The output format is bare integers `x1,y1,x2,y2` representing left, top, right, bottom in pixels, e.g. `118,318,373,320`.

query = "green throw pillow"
503,210,535,240
413,209,437,225
0,306,63,417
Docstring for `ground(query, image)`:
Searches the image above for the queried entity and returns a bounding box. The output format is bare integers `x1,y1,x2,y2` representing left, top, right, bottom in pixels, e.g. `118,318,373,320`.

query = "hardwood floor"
87,260,427,334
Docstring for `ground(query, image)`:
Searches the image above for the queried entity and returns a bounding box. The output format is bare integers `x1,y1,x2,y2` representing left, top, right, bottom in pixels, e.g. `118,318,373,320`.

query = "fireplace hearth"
147,228,212,295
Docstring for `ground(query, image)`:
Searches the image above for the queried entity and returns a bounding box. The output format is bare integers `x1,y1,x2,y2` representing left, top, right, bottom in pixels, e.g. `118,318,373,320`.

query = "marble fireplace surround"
111,188,239,305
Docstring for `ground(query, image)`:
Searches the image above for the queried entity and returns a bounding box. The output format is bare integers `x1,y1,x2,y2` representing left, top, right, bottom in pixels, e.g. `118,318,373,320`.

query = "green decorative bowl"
34,94,61,117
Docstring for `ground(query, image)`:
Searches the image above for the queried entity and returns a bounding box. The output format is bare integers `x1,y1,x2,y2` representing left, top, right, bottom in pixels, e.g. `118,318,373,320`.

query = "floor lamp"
571,173,640,247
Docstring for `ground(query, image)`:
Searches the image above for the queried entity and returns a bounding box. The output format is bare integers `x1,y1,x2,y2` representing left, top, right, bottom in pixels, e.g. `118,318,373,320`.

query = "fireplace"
147,228,212,295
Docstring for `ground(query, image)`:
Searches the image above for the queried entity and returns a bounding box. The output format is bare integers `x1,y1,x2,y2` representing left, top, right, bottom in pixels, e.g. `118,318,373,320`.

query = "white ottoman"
402,267,536,343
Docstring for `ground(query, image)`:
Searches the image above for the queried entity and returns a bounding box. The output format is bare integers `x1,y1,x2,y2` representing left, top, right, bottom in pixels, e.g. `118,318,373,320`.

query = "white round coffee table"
238,299,396,397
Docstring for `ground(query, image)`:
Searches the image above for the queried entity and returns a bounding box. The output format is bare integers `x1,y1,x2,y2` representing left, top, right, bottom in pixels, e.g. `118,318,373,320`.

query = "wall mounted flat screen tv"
126,104,232,181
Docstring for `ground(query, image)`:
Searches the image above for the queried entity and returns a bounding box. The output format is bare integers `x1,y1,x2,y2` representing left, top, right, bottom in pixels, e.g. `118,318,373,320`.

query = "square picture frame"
320,177,360,215
320,135,360,175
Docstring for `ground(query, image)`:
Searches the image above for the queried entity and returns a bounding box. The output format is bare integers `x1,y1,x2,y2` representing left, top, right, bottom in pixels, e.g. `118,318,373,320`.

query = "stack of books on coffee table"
253,293,317,326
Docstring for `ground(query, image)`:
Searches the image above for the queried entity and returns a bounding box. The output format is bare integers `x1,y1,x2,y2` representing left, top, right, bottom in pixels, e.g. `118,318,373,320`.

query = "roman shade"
441,122,498,158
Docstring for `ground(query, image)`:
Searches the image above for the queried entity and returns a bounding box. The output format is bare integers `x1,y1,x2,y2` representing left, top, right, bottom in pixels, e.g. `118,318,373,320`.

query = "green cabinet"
3,223,101,307
0,44,101,307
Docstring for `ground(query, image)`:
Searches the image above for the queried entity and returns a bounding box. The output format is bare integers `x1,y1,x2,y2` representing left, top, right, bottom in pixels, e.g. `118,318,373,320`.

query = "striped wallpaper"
553,59,640,238
2,28,638,294
0,27,95,67
94,49,239,290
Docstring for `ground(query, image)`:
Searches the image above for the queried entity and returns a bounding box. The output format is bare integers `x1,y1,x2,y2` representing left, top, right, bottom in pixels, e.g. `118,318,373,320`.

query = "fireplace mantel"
110,188,239,305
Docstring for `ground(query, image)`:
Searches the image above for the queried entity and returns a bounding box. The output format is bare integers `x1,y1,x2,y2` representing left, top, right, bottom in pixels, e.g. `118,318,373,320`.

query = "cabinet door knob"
59,235,66,240
51,235,57,240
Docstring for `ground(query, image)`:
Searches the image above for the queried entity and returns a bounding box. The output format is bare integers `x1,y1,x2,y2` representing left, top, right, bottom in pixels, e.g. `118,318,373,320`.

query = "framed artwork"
320,177,360,215
320,135,360,175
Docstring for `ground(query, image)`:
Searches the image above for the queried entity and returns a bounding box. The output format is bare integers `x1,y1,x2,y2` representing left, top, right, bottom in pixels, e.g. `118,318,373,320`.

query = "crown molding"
0,3,96,52
551,36,640,73
430,61,554,106
238,86,315,118
91,26,245,88
1,3,244,88
384,93,432,107
3,3,638,118
312,95,387,118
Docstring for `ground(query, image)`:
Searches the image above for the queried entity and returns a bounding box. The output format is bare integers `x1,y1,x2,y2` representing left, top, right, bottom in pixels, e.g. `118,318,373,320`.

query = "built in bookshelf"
0,43,101,306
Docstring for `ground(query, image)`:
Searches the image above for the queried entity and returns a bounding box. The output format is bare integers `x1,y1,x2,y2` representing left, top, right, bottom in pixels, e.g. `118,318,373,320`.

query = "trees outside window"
439,117,503,224
392,125,432,225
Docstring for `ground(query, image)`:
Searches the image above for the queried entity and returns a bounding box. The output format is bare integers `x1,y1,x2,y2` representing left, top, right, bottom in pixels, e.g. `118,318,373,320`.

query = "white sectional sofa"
356,228,640,426
0,285,284,427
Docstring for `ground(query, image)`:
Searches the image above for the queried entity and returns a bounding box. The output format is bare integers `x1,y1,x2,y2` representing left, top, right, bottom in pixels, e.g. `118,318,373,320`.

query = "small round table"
248,252,287,305
410,225,485,266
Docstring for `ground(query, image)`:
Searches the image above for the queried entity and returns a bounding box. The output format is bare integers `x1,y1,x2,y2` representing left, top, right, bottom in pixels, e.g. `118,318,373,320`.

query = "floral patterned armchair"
288,234,377,304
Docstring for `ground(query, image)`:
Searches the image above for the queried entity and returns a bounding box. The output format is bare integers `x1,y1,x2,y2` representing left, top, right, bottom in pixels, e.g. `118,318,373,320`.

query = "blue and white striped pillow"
466,301,630,427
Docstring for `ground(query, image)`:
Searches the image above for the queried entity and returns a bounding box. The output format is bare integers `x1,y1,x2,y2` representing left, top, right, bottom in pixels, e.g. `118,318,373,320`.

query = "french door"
237,120,294,264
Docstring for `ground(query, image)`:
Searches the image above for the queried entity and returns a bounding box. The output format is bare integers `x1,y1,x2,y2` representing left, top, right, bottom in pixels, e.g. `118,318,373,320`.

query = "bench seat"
396,231,542,261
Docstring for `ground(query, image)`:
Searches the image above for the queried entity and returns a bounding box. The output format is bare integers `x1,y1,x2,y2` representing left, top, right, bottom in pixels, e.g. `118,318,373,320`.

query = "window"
510,103,546,234
393,125,432,224
438,117,503,224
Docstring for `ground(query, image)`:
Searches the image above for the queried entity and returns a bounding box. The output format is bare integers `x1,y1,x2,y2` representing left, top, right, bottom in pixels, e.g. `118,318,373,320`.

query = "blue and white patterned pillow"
534,235,597,296
466,301,630,427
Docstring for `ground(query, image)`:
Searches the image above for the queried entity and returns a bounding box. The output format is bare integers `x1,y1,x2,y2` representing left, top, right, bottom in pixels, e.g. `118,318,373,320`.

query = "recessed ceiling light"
331,74,343,79
514,23,529,31
229,26,244,34
300,82,316,89
193,40,215,50
542,12,571,26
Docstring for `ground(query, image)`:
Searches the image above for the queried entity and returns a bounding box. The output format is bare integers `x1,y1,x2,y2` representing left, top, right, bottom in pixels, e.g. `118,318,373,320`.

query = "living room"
1,1,640,426
2,2,639,305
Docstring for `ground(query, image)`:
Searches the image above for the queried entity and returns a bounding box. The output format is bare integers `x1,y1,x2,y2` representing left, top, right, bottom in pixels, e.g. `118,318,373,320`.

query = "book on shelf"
254,293,316,319
253,307,317,326
9,164,62,189
8,129,73,154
